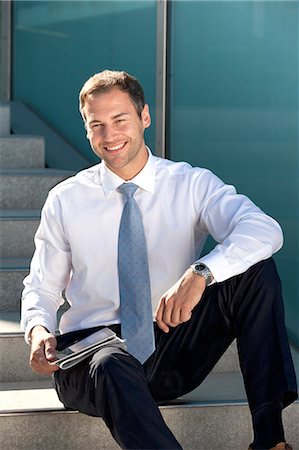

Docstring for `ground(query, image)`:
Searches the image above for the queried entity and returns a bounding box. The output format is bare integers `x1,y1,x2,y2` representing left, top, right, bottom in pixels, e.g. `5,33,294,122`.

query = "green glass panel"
12,0,157,164
168,1,299,344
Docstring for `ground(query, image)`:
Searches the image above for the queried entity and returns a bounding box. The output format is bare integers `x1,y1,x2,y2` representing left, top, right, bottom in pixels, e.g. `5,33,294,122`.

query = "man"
21,70,297,450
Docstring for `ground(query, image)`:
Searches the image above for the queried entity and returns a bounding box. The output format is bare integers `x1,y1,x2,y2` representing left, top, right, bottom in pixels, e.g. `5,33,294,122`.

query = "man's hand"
29,325,59,375
155,268,206,333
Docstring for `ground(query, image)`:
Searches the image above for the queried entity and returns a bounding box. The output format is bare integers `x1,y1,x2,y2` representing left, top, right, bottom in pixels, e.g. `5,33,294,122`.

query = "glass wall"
12,0,157,163
168,1,299,344
12,0,299,343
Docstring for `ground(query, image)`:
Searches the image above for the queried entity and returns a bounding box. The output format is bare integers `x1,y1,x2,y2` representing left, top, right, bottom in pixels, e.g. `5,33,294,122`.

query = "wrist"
190,262,214,286
28,325,49,344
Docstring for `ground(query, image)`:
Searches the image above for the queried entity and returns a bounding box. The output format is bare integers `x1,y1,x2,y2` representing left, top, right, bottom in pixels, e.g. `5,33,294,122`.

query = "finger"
179,304,192,323
30,347,58,375
161,296,176,327
155,297,169,333
31,347,48,366
168,292,199,327
158,295,183,329
30,357,59,375
169,300,185,327
177,283,205,325
44,337,57,362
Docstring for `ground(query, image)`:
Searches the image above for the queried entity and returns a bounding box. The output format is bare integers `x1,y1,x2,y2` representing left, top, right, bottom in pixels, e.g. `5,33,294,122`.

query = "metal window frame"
2,0,167,146
155,0,168,158
0,0,11,102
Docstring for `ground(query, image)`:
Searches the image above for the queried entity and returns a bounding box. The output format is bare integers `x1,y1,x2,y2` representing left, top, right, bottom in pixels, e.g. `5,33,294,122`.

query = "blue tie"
117,183,155,363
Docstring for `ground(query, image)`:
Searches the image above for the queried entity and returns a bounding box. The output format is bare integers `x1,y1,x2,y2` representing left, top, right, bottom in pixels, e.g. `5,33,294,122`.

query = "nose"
102,124,117,142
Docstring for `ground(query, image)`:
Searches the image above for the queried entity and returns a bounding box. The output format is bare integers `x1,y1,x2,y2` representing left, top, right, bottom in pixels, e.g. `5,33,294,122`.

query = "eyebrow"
88,112,130,126
113,112,130,119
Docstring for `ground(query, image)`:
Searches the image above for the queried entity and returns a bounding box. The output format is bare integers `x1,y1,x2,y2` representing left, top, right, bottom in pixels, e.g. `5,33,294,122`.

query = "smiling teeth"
106,143,125,151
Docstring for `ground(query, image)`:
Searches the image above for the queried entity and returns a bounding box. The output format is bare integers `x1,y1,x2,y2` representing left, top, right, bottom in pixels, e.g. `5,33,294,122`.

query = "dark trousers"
54,258,298,449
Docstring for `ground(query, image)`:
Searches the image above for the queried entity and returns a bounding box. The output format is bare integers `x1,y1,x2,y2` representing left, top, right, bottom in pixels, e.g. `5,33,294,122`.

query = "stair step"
0,373,248,414
0,311,65,383
0,374,249,450
0,169,74,209
0,311,241,383
0,211,40,258
0,136,45,168
0,332,42,383
11,101,90,171
0,380,64,413
0,102,10,136
0,258,30,312
0,314,298,385
0,377,298,450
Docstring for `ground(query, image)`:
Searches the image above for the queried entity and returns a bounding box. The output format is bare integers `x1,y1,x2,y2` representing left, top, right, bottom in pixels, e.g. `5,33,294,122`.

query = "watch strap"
190,262,214,286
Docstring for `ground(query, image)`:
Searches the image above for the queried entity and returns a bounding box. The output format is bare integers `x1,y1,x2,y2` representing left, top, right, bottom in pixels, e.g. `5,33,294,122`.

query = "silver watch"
190,262,214,286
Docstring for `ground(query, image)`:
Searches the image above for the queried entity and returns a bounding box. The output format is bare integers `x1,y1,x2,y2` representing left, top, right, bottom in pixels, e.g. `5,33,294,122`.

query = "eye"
91,123,103,129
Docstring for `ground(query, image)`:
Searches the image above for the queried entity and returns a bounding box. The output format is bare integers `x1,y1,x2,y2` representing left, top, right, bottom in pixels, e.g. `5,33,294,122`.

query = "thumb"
44,336,57,362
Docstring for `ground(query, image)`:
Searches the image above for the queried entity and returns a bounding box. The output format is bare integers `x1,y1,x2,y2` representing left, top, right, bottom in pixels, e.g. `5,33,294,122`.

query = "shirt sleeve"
193,170,283,282
21,192,72,343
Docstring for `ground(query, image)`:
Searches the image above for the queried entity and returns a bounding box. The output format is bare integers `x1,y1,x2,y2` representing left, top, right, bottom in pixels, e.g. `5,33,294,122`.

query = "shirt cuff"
24,317,53,345
197,252,247,283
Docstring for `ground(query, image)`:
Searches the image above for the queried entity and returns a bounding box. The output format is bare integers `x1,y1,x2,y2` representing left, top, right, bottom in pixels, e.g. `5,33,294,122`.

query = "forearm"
21,192,71,341
21,287,62,343
199,213,283,283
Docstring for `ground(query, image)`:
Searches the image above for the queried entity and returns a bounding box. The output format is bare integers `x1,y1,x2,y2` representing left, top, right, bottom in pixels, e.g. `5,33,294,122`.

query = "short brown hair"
79,69,145,120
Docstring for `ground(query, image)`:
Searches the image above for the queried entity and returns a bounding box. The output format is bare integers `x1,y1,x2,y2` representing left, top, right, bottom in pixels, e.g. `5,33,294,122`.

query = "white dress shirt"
21,149,283,342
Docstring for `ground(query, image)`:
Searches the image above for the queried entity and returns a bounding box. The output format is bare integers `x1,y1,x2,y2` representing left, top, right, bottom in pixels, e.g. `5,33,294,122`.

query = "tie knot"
118,183,138,198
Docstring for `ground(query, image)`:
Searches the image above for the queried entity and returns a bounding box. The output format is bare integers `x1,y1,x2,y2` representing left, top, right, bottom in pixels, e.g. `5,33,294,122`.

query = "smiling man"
83,87,150,180
21,70,297,450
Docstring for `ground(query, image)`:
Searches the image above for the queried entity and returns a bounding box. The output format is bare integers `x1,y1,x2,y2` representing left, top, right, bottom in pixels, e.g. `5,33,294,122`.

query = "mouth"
104,142,127,153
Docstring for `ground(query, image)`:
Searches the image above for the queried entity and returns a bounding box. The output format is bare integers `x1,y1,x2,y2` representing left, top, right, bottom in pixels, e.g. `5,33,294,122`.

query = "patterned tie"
117,183,155,363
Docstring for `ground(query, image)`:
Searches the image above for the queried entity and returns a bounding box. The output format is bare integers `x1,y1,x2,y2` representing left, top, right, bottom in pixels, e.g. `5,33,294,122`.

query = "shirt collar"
100,147,156,198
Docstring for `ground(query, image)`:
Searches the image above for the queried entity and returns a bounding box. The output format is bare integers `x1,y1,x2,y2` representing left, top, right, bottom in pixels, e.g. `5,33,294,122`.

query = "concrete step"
0,102,10,136
0,169,73,209
0,377,298,450
0,311,67,383
0,322,44,383
0,258,30,312
1,308,298,385
0,311,241,383
0,211,40,258
11,101,90,171
0,136,45,169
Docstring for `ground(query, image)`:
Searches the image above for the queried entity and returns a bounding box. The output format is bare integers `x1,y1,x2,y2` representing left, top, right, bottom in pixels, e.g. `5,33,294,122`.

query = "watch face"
192,263,212,286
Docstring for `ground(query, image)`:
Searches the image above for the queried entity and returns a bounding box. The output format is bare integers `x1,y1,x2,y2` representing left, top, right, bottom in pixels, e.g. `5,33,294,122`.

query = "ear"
141,104,151,129
85,123,90,140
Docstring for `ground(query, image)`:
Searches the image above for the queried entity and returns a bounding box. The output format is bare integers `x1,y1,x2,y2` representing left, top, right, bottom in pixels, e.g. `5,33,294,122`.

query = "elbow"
271,219,284,254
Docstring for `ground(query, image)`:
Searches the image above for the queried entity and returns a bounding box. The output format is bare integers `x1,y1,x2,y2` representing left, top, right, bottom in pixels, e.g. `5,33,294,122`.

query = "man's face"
84,87,151,180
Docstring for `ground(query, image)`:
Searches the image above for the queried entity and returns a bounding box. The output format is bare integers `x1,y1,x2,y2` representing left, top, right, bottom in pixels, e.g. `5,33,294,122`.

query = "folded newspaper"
51,327,126,370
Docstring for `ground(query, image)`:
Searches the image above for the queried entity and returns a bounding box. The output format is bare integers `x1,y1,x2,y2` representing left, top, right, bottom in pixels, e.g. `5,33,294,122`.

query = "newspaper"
51,328,126,370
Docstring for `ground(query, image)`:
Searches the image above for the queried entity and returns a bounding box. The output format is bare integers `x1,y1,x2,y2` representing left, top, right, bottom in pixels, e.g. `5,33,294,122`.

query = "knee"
241,258,282,296
237,258,284,317
257,258,281,284
89,348,124,380
255,258,283,305
89,347,142,383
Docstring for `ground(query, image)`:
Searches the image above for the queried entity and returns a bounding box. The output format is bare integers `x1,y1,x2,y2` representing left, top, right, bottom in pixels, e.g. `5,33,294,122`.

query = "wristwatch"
190,262,214,286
